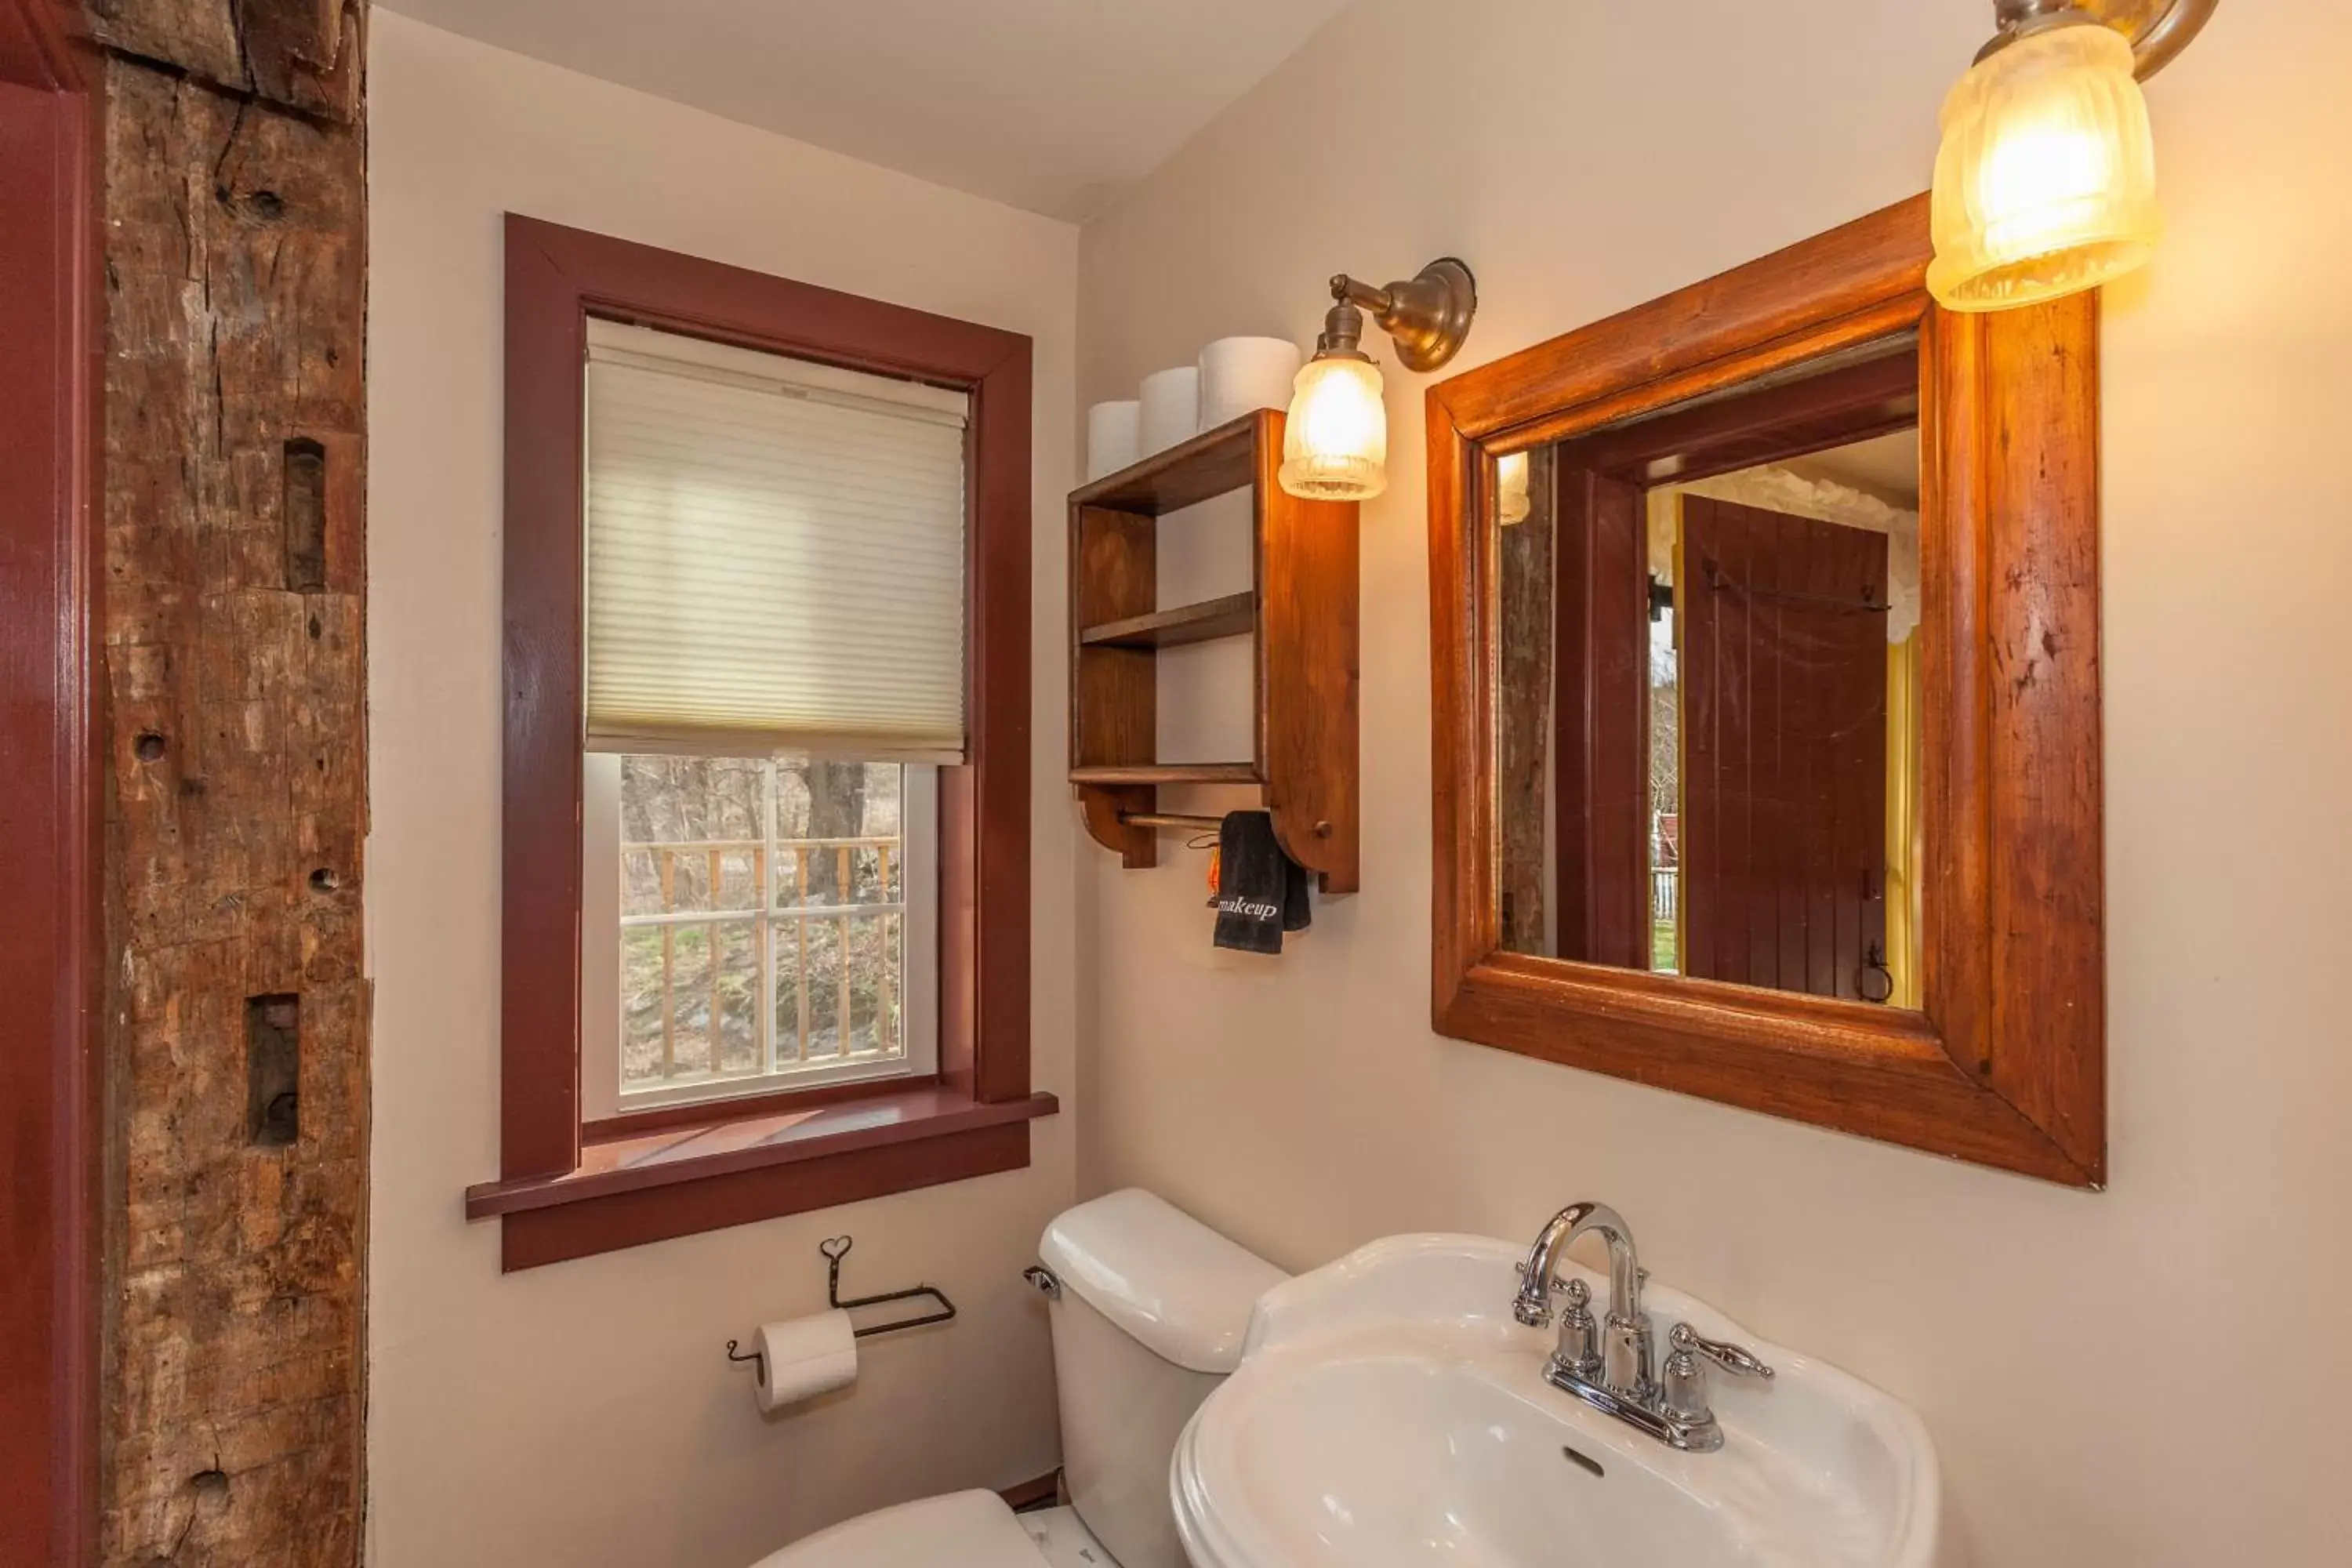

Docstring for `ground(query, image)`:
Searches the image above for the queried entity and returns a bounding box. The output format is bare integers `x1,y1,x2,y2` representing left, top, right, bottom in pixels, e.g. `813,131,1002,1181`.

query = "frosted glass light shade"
1497,450,1531,525
1928,22,2159,313
1279,355,1387,501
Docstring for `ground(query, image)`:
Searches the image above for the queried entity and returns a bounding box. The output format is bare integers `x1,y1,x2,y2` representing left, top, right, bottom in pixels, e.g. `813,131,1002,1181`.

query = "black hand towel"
1213,810,1312,953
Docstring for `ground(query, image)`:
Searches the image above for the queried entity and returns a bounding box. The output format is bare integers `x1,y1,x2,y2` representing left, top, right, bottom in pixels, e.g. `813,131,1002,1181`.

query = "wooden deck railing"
620,833,903,1087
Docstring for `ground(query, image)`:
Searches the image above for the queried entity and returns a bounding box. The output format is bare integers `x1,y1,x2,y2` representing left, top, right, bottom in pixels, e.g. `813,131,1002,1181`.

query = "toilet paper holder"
725,1235,958,1374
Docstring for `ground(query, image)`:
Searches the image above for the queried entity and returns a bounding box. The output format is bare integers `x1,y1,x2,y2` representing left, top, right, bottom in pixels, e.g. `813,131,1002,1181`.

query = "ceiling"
380,0,1356,220
1796,430,1921,507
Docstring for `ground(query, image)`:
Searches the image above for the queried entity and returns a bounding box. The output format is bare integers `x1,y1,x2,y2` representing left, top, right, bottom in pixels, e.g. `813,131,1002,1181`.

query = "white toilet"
752,1189,1287,1568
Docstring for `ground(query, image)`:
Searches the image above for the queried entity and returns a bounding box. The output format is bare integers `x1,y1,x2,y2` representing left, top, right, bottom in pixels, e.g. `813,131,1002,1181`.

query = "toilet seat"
748,1490,1114,1568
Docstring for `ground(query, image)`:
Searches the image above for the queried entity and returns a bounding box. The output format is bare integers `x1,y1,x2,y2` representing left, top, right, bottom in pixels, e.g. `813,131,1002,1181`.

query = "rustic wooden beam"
93,2,369,1559
84,0,361,121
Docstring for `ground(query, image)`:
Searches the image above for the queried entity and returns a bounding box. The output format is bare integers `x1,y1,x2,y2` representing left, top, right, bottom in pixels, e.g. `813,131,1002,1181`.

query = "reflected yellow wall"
1885,631,1924,1008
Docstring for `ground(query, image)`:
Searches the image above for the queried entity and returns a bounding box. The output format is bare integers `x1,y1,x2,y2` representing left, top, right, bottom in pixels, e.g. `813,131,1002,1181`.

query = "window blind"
583,318,971,763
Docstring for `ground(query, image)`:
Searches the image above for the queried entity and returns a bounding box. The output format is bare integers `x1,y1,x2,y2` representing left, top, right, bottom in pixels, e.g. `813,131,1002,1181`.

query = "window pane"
620,755,764,844
666,924,713,1070
774,760,902,909
804,917,843,1061
844,912,899,1056
615,753,913,1098
713,921,762,1075
620,927,670,1087
775,915,808,1065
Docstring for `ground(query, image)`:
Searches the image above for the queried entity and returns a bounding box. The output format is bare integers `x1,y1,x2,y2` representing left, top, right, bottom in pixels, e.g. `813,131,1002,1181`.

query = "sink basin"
1172,1235,1951,1568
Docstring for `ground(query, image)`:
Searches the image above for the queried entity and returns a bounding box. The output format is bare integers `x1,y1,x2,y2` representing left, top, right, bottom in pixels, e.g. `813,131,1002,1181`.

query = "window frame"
468,216,1052,1269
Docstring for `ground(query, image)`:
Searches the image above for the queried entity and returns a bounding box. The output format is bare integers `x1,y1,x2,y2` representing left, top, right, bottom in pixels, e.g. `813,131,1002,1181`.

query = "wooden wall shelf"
1069,762,1260,786
1069,408,1359,891
1080,591,1257,650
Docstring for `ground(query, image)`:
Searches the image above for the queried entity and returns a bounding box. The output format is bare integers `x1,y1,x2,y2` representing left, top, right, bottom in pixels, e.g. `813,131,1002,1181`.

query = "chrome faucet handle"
1665,1326,1769,1420
1669,1322,1775,1384
1661,1321,1774,1421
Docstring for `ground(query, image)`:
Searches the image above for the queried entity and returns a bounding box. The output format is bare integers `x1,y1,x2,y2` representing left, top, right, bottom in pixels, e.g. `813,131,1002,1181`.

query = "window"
472,217,1049,1270
575,319,964,1118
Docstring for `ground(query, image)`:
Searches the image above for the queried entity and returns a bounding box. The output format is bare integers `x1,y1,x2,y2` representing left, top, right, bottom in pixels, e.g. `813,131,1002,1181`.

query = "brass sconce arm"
1323,259,1478,373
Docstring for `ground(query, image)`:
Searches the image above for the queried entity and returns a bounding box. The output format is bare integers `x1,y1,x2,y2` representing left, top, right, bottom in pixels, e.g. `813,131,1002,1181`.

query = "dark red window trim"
473,215,1051,1270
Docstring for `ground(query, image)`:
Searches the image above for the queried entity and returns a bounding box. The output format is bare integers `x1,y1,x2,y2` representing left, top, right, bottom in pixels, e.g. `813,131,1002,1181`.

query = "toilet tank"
1036,1190,1286,1568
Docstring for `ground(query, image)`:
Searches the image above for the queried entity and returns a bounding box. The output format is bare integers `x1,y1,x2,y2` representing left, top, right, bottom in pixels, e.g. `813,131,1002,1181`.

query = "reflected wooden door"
1679,497,1888,1000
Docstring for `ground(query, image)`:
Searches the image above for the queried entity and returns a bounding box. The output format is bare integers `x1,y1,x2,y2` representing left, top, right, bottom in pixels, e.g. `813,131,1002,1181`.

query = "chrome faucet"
1513,1201,1773,1453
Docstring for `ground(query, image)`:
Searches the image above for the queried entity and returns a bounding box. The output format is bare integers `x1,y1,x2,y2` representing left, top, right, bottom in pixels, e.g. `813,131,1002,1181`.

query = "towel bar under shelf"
1120,811,1224,831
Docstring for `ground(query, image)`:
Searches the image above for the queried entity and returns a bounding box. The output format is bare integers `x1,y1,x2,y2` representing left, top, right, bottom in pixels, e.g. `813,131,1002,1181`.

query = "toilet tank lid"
1038,1190,1287,1374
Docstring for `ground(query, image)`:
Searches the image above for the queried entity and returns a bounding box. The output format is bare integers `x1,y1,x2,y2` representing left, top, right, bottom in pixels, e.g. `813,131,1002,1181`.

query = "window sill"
465,1084,1059,1271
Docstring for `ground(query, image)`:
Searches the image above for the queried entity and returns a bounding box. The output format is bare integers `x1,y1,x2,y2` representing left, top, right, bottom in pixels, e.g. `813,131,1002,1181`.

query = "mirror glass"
1491,336,1924,1007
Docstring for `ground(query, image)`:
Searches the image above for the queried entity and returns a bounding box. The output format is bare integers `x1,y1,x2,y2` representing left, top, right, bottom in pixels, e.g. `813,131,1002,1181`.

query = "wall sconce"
1929,0,2220,312
1279,260,1477,501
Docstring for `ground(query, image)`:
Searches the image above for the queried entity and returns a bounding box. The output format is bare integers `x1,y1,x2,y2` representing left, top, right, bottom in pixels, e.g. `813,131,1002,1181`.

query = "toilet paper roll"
1198,336,1303,430
753,1309,858,1412
1138,365,1201,456
1086,399,1142,481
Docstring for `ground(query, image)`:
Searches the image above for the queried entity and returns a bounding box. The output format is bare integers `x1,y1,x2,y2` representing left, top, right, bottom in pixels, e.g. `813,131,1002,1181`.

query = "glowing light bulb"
1928,21,2160,312
1279,355,1387,502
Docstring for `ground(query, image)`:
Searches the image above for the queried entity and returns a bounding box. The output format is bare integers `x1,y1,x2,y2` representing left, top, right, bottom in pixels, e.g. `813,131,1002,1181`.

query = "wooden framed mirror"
1426,195,2103,1185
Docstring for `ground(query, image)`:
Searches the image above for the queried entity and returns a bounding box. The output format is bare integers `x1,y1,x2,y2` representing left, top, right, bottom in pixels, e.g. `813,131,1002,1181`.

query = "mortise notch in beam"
284,437,328,592
246,994,300,1148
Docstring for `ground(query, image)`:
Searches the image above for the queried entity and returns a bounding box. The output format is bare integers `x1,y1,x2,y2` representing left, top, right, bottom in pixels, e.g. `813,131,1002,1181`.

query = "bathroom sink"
1171,1235,1949,1568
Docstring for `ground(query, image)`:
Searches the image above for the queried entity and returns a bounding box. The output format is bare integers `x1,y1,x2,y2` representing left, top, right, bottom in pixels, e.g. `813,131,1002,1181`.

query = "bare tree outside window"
615,757,909,1093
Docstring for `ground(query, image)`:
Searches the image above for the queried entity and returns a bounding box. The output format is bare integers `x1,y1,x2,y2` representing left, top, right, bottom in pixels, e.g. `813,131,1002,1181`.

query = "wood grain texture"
96,34,372,1564
1070,762,1259,785
1070,503,1156,866
1428,196,2104,1186
1080,591,1255,649
0,9,99,1564
85,0,362,121
496,1121,1038,1272
1563,345,1919,489
1072,412,1261,514
468,1088,1058,1218
1979,294,2104,1172
500,217,1040,1255
1257,409,1360,893
1068,408,1359,891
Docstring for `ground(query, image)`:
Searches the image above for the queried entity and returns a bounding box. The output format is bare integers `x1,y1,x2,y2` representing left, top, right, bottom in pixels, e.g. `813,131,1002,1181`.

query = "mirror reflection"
1493,337,1924,1007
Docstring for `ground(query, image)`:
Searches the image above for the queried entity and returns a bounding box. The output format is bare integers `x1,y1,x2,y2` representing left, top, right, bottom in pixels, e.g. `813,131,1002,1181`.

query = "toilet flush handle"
1022,1265,1062,1300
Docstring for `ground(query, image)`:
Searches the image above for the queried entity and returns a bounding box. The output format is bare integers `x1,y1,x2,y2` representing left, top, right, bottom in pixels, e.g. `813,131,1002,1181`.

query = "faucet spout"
1515,1200,1642,1327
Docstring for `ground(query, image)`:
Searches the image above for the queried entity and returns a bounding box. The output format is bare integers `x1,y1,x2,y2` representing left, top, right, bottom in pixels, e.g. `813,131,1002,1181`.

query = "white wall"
1078,3,2352,1565
365,16,1079,1566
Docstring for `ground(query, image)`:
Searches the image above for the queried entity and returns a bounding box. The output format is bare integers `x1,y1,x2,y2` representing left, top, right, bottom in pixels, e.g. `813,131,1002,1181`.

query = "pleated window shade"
583,318,971,763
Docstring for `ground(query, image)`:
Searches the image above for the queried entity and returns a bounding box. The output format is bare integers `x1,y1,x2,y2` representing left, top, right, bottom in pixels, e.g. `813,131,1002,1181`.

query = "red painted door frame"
0,2,100,1564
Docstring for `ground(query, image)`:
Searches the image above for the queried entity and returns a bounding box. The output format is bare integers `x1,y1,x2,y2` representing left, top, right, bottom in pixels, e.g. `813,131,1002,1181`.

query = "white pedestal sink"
1171,1235,1953,1568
